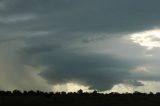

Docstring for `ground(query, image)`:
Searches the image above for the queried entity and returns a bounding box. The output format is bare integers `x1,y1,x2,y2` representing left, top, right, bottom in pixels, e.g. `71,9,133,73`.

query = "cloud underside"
38,53,140,91
23,46,152,91
1,0,160,91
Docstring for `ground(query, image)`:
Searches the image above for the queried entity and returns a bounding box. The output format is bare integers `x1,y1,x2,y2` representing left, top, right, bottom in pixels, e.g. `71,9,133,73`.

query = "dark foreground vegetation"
0,90,160,106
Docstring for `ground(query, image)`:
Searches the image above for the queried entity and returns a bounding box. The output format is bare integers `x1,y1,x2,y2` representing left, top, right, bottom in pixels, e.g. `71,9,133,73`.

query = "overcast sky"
1,0,160,93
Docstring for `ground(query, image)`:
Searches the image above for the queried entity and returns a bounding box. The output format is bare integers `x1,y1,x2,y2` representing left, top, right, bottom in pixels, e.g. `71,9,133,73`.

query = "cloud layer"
1,0,160,91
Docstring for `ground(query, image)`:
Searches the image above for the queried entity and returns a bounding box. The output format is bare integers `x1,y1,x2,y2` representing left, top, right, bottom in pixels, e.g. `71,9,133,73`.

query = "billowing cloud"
38,53,141,91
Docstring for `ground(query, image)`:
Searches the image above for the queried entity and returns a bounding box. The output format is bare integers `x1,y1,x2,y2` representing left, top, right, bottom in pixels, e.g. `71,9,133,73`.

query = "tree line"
0,89,158,96
0,90,160,106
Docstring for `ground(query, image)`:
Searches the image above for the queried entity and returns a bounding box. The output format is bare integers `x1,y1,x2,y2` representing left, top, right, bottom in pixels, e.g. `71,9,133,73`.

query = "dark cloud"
1,0,160,91
1,0,160,34
21,48,143,91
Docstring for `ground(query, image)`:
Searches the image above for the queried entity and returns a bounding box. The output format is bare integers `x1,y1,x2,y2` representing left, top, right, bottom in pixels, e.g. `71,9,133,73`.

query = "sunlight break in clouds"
53,83,90,92
130,29,160,50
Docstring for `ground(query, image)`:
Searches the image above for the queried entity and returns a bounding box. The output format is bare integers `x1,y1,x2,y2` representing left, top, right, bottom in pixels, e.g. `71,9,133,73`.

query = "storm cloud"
1,0,160,92
37,53,142,91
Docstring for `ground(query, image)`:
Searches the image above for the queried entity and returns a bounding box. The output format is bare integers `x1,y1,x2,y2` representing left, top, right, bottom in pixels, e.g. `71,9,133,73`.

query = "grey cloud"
124,80,144,87
1,0,160,91
1,0,160,46
1,0,160,34
22,48,143,91
20,36,160,91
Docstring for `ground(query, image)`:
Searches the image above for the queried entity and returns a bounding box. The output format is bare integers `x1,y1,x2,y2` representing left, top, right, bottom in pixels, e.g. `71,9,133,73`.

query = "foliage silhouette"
0,90,160,106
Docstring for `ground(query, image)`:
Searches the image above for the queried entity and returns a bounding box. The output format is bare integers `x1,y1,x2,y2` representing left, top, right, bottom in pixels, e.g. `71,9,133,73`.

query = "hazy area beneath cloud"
1,0,160,92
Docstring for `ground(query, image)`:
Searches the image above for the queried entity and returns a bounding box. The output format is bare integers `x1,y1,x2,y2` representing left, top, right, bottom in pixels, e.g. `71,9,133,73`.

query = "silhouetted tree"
13,90,22,95
0,91,6,96
27,90,36,95
77,89,83,95
149,92,154,96
92,90,98,94
61,91,67,95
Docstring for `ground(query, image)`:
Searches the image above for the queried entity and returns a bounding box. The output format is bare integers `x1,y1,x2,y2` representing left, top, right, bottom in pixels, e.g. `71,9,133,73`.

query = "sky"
1,0,160,93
